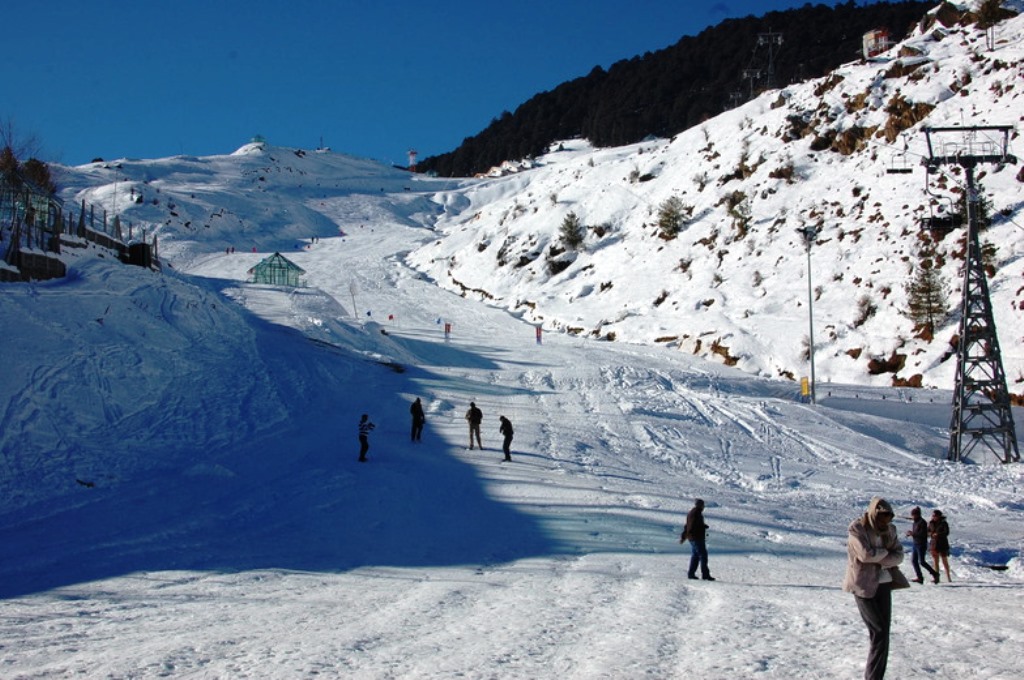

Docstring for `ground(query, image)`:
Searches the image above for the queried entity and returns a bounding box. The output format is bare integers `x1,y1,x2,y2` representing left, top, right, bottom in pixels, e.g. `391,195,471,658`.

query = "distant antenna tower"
920,125,1020,464
742,69,763,100
742,31,784,99
408,149,418,172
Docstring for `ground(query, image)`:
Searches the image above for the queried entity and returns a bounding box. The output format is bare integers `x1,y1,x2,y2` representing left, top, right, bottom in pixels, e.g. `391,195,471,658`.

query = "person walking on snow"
465,402,483,450
357,414,375,462
410,398,425,442
905,507,938,584
499,416,514,461
680,498,714,581
929,509,952,583
843,497,909,680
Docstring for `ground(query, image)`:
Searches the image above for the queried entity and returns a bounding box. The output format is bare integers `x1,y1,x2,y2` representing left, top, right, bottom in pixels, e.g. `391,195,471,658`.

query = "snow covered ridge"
58,140,441,270
409,4,1024,392
54,5,1022,394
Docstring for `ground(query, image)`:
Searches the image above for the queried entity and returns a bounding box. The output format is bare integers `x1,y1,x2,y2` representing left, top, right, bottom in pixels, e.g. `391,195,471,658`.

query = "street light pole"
112,163,122,219
799,225,820,404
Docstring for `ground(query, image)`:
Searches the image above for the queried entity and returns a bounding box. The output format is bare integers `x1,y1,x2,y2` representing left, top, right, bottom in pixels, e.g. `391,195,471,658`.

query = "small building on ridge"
248,251,305,287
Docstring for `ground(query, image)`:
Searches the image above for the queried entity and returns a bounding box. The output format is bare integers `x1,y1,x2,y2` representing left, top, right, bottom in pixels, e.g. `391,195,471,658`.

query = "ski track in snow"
9,239,1023,676
4,211,1023,680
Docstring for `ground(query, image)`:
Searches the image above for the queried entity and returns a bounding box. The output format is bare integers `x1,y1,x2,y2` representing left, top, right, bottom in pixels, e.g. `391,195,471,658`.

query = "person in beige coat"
842,497,909,680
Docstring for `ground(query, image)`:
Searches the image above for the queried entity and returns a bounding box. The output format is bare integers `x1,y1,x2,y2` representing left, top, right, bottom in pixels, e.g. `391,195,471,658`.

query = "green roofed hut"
248,251,306,287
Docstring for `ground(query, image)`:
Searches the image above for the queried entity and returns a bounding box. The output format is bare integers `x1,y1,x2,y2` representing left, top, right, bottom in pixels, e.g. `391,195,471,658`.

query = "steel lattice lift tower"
921,125,1020,463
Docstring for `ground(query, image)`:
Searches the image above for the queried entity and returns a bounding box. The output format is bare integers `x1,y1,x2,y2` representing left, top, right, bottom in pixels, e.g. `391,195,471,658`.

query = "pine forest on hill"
420,1,936,177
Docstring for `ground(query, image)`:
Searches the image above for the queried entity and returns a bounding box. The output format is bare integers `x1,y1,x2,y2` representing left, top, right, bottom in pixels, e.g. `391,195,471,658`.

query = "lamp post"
799,225,820,404
112,163,122,218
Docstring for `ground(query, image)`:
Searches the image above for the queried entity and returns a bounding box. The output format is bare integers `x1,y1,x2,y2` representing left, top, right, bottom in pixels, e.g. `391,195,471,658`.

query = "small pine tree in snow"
657,196,693,239
906,259,949,339
729,196,753,240
560,211,585,250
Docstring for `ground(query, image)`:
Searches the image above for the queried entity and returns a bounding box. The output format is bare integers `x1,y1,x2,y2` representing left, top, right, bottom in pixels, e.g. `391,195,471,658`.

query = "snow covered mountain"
2,3,1023,677
59,3,1024,397
406,3,1024,392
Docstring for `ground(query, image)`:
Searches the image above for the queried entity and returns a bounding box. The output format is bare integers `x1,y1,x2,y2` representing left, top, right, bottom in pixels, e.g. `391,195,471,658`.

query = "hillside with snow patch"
407,5,1024,392
59,7,1023,395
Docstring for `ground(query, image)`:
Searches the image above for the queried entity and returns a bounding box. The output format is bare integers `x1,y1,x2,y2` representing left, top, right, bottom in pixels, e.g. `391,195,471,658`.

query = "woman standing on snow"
929,509,952,583
843,497,909,680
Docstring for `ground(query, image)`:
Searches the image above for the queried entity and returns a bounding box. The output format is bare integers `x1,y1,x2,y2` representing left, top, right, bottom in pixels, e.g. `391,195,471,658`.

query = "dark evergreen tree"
21,158,57,195
906,251,949,338
657,196,692,240
560,211,585,250
0,146,18,185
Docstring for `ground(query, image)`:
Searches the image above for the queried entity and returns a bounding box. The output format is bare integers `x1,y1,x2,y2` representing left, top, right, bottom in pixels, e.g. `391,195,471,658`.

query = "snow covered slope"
58,7,1023,393
5,164,1024,677
1,4,1020,677
4,181,1023,677
407,5,1024,391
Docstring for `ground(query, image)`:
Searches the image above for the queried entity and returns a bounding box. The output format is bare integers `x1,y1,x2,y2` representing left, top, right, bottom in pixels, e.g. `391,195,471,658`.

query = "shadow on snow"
0,304,563,599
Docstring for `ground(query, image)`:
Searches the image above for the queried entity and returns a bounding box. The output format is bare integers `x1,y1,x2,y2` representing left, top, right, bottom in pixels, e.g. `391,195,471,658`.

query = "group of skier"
355,398,514,463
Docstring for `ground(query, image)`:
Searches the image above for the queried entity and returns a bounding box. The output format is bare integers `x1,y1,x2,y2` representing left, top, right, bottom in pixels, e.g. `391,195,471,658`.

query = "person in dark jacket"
904,507,938,584
929,510,952,583
357,413,375,462
680,498,714,581
410,398,425,442
465,402,483,450
499,416,514,461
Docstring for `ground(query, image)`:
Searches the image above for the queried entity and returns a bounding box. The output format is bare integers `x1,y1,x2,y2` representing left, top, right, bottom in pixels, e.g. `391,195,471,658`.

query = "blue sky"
7,0,841,167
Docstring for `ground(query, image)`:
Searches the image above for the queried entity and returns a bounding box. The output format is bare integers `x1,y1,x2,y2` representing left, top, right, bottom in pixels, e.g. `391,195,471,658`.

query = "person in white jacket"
842,497,909,680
